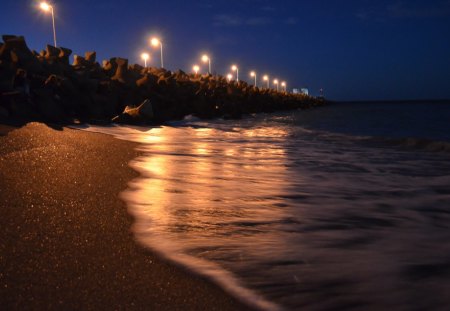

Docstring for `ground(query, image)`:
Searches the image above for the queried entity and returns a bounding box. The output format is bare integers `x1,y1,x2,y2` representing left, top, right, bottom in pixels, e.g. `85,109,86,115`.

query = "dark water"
83,101,450,310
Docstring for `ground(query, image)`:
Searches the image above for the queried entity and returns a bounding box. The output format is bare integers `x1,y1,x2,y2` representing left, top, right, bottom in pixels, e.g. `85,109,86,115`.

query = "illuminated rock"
111,58,129,84
112,99,154,124
85,51,96,63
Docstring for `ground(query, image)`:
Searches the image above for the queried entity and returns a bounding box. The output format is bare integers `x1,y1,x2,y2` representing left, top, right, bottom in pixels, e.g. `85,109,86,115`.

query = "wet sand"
0,122,252,310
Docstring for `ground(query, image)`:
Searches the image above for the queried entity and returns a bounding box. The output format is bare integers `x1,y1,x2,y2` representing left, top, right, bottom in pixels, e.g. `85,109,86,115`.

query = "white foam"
73,123,284,311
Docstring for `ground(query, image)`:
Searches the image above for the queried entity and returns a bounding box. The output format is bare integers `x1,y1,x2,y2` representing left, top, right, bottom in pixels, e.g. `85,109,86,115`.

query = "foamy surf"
74,102,450,310
74,123,284,311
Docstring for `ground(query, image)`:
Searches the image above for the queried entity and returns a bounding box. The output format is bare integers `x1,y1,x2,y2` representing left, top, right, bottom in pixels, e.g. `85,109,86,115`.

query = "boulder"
0,35,30,61
85,51,96,63
73,55,88,67
112,99,154,124
102,58,118,76
136,74,156,88
45,45,60,60
2,35,18,42
129,64,143,73
58,47,72,64
157,75,168,86
0,105,9,118
0,65,15,92
111,58,129,84
1,35,43,72
8,94,38,119
174,69,188,81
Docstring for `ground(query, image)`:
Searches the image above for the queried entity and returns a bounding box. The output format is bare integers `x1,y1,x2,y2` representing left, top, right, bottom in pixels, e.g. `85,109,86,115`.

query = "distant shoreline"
331,99,450,104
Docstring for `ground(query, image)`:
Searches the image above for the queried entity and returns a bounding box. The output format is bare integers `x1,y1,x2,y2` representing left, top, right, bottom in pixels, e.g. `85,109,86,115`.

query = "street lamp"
263,75,269,89
227,73,233,82
281,81,287,92
193,64,200,75
273,79,279,91
202,54,211,74
231,65,239,82
141,53,150,67
250,71,257,87
39,2,57,47
151,37,164,68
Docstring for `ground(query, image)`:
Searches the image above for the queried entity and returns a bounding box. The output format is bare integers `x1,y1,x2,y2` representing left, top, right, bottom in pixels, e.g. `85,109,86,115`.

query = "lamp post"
231,65,239,82
273,79,279,91
281,81,287,92
39,2,57,47
263,75,269,89
141,53,150,68
151,37,164,68
227,73,233,82
250,71,257,87
193,64,200,76
202,54,211,74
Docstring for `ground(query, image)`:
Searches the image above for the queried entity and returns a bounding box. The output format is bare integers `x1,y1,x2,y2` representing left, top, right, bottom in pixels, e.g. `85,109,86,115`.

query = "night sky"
1,0,450,100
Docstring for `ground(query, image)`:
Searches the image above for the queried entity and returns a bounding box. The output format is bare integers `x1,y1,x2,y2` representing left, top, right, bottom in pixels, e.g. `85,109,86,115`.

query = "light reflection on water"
82,117,450,311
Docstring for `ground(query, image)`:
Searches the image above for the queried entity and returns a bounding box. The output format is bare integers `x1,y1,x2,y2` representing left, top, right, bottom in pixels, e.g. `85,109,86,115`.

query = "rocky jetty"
0,35,325,125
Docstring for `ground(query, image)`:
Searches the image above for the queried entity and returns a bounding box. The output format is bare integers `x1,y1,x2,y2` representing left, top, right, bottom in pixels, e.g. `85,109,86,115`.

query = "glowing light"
231,65,239,81
150,37,164,68
39,2,57,47
227,73,233,82
150,38,160,47
201,54,211,74
40,2,51,11
281,81,287,92
193,64,200,75
273,79,279,91
250,71,257,87
263,75,269,88
141,53,150,67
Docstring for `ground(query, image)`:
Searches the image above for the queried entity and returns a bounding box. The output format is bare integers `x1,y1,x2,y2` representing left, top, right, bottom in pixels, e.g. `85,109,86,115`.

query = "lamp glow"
227,73,233,82
273,79,279,91
150,38,160,46
263,75,269,88
141,53,150,67
39,2,57,47
281,81,287,92
40,2,50,11
250,71,257,87
150,37,164,68
201,54,211,74
193,64,200,75
231,65,239,82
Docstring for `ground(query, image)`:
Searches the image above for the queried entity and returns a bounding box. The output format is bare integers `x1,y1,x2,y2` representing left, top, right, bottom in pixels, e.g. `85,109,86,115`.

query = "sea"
80,101,450,311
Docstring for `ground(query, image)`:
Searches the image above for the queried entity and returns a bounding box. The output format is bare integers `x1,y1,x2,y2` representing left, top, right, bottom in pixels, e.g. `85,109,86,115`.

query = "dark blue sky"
1,0,450,100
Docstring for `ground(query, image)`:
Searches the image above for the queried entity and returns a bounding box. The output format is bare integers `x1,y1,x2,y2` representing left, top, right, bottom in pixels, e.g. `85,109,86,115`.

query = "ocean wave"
122,157,284,311
75,117,450,310
286,124,450,153
367,136,450,153
74,123,283,311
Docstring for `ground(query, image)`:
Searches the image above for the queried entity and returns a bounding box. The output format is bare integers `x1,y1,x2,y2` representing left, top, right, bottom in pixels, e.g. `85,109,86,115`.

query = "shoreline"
0,122,254,310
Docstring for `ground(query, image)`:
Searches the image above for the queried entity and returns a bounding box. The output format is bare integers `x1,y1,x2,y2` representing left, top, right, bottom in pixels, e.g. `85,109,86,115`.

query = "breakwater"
0,35,325,125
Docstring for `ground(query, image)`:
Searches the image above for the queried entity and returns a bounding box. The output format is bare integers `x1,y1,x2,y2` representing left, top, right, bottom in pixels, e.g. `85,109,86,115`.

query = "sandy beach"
0,122,252,310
